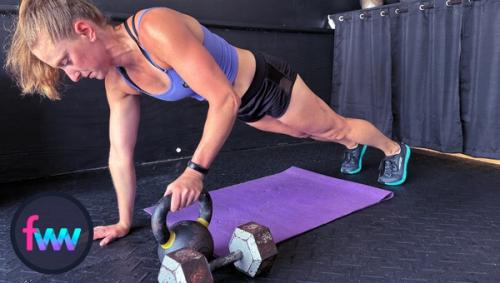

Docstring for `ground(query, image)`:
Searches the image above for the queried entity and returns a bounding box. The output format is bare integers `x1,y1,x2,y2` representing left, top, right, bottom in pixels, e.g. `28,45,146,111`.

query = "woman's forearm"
190,94,240,169
108,158,136,228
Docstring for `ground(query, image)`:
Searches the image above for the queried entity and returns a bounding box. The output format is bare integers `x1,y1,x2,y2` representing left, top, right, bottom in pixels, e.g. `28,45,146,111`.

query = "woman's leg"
246,74,411,185
276,75,400,156
246,115,311,139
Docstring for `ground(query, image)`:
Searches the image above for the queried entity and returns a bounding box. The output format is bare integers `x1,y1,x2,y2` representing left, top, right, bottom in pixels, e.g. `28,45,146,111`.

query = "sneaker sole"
383,144,411,186
340,145,367,175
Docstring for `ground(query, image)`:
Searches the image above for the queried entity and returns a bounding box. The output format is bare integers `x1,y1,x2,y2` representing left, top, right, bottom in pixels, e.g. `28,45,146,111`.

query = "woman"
5,0,411,247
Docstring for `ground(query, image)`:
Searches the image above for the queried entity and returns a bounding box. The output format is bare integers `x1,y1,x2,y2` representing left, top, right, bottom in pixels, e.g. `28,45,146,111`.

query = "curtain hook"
419,2,434,10
446,0,462,6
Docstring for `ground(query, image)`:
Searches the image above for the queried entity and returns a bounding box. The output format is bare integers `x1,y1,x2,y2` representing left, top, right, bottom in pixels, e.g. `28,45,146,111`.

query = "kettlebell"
151,191,214,262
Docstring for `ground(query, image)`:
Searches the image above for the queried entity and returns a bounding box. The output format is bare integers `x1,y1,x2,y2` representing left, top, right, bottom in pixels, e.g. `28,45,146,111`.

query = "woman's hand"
164,168,204,212
93,222,131,247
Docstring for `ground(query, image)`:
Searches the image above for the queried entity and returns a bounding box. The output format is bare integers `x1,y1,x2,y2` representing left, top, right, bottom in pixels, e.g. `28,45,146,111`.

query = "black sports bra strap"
131,13,141,41
124,14,141,48
123,13,165,72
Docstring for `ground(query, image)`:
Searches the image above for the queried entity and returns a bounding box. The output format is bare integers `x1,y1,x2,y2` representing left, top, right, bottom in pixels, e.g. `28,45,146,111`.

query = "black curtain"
331,7,393,136
460,0,500,158
331,0,500,159
391,0,464,152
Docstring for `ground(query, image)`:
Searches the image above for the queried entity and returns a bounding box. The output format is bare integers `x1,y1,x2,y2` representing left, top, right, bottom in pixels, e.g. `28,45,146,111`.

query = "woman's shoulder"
136,7,182,18
127,7,192,35
127,7,202,45
124,7,204,66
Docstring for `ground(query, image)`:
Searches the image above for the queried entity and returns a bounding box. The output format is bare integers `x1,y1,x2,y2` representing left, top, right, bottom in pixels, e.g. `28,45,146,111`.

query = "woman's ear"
73,20,96,41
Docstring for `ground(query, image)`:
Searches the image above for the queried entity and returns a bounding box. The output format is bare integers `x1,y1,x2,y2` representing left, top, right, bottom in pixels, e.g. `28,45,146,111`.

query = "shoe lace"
381,157,398,177
343,150,355,164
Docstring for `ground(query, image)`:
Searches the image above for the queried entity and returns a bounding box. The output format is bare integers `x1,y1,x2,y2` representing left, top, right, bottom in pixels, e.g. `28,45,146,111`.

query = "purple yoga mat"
144,166,393,257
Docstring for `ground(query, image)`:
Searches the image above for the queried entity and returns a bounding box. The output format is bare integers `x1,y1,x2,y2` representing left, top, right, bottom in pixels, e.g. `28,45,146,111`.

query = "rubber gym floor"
1,142,499,282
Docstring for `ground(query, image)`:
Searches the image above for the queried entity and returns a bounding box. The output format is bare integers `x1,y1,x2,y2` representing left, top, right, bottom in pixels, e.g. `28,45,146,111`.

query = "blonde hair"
4,0,107,100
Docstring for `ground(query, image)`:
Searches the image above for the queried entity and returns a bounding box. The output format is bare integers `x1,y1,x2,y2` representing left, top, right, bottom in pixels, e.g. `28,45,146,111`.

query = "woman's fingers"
170,190,180,212
180,188,191,209
187,190,198,207
100,233,115,247
93,226,106,240
92,224,130,246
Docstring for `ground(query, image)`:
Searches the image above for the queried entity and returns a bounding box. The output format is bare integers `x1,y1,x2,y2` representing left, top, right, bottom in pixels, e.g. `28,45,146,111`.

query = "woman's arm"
137,9,241,211
108,89,141,228
94,82,140,246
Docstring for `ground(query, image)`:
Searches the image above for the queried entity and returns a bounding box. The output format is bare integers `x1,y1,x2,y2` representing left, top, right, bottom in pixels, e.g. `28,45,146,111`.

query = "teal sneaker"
340,145,368,174
377,143,411,186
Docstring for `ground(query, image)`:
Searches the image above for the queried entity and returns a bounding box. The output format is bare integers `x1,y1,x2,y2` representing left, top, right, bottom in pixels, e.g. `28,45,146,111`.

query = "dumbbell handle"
208,250,243,271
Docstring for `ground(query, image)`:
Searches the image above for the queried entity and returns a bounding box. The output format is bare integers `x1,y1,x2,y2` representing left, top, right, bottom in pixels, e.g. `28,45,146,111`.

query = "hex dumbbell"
158,222,278,283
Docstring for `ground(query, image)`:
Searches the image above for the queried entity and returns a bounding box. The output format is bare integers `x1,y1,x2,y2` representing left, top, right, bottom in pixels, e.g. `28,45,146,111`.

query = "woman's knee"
310,117,351,141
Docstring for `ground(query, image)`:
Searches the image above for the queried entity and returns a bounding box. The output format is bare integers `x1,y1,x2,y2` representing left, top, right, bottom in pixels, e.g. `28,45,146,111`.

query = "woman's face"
31,20,112,82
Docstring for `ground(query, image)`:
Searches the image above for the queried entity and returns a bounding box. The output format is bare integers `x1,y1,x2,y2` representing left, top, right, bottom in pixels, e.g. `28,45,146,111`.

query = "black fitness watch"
187,160,209,175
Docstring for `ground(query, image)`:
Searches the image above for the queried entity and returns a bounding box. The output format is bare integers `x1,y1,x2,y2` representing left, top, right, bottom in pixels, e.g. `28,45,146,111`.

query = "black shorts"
237,51,298,123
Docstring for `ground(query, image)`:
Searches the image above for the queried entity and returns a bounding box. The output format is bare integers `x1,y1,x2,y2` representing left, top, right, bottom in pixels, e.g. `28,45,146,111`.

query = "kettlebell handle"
151,191,213,245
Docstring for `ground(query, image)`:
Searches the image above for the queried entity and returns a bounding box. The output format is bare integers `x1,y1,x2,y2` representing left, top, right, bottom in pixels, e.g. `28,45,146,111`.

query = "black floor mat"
1,142,499,282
